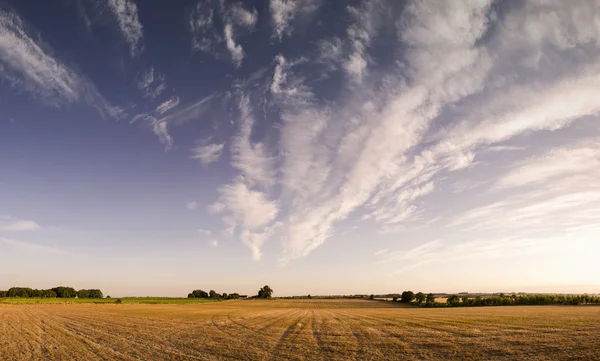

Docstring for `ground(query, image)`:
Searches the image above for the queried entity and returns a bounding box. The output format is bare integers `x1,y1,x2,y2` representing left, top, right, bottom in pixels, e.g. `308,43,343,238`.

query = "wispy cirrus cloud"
0,8,119,116
0,216,41,231
269,0,320,39
210,179,279,260
106,0,144,56
189,0,257,66
191,142,225,165
137,68,167,99
208,0,600,263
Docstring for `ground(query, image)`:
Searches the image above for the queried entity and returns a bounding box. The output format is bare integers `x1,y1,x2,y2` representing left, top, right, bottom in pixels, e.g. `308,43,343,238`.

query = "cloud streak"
189,0,257,66
107,0,144,55
0,8,118,116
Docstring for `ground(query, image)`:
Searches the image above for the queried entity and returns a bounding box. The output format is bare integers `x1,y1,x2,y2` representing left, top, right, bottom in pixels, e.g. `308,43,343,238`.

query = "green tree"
369,294,375,300
400,291,415,303
209,290,217,298
88,289,104,299
447,295,460,306
257,285,273,299
415,292,426,305
52,286,76,298
426,293,435,304
222,293,228,299
192,290,209,298
42,289,57,298
77,289,90,299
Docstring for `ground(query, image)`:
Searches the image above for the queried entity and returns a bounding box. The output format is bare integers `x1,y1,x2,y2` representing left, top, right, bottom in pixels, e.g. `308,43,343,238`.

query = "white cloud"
230,96,276,186
497,141,600,189
206,0,600,265
156,96,180,115
224,23,244,67
374,249,388,256
210,180,278,231
191,143,225,165
209,239,219,247
107,0,144,56
187,201,198,210
189,0,219,52
189,1,257,66
158,93,216,125
0,9,117,115
227,2,258,28
0,218,40,231
136,93,215,149
151,119,172,150
269,0,319,39
137,68,167,99
197,229,212,236
210,180,279,259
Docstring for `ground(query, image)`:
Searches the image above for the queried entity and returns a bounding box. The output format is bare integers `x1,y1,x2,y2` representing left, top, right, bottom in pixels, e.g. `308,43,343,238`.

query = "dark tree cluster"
187,289,241,299
257,285,273,299
0,286,104,299
76,289,104,299
394,291,437,306
441,293,600,307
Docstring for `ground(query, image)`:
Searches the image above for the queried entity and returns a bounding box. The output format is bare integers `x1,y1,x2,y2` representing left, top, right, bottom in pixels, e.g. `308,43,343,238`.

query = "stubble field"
1,299,599,360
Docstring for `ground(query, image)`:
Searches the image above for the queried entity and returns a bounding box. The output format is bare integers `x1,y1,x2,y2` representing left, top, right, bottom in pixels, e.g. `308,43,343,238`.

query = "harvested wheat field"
1,299,599,361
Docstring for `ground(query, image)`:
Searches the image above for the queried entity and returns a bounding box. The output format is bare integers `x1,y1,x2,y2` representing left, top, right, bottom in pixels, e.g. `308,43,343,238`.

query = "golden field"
1,299,599,360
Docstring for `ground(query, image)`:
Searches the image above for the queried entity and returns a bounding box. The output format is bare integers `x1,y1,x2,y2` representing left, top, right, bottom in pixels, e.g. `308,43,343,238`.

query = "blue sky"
1,0,599,297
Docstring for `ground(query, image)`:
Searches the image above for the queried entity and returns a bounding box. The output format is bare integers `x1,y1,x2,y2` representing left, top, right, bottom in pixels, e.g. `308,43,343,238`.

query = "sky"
1,0,599,297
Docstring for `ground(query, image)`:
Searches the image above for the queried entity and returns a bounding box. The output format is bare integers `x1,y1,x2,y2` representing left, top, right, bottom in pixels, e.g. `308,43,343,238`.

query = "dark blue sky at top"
1,0,370,155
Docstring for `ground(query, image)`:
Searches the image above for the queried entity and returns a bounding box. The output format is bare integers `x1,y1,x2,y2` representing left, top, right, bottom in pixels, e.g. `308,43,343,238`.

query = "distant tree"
115,299,123,304
369,294,375,300
42,289,57,298
307,294,312,299
222,293,228,299
106,295,111,299
52,286,76,298
187,293,195,298
401,291,415,303
77,289,90,299
257,285,273,299
447,295,460,306
0,290,6,298
88,289,103,299
392,296,398,302
8,287,33,298
426,293,435,304
415,292,426,305
209,290,217,298
229,293,240,299
192,290,209,298
461,296,469,304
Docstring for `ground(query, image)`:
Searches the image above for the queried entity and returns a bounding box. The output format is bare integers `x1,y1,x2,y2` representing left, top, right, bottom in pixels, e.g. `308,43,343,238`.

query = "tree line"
187,285,273,299
187,289,242,299
393,291,600,307
0,287,104,299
